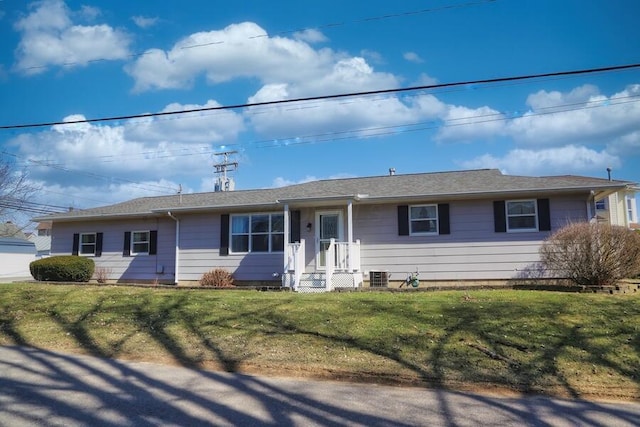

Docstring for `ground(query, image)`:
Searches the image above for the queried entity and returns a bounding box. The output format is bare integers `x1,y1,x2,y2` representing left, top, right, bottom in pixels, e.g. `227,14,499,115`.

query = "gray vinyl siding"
48,193,590,283
355,196,588,281
50,219,176,282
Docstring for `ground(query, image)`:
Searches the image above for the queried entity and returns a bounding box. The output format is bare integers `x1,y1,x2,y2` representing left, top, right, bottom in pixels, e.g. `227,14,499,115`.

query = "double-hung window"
506,200,538,232
80,233,96,255
409,205,438,235
230,213,284,253
131,231,150,255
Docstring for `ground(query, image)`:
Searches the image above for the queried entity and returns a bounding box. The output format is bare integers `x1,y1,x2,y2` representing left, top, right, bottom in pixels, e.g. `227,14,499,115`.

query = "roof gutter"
167,211,180,285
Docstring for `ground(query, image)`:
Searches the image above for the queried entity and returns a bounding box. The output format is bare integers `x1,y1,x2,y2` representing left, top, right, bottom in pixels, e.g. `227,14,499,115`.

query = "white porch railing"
326,239,336,291
285,239,305,290
333,239,361,272
284,238,361,291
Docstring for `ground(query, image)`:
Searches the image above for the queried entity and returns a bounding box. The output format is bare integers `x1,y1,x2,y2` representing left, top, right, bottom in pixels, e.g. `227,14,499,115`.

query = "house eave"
32,212,164,223
356,185,627,204
277,194,367,207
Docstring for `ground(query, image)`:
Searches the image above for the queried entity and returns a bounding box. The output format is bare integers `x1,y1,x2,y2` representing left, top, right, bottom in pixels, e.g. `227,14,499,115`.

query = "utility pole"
213,151,238,192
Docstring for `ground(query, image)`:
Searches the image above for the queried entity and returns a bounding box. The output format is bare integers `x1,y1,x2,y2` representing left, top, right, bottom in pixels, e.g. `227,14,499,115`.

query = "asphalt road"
0,346,639,426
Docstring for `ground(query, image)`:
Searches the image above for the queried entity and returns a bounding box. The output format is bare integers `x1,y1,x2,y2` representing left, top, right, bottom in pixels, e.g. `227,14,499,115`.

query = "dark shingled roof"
36,169,634,222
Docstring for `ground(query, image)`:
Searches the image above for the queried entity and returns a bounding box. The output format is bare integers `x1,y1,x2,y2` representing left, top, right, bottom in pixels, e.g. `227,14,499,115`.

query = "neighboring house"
0,221,28,240
34,169,638,292
27,234,51,258
595,188,639,228
0,237,36,281
27,221,52,258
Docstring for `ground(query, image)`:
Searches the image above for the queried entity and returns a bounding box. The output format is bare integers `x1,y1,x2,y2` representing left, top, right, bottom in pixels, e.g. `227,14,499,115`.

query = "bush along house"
34,169,638,292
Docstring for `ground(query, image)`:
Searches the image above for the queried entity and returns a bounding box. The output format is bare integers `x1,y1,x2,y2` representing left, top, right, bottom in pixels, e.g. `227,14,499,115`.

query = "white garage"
0,237,36,282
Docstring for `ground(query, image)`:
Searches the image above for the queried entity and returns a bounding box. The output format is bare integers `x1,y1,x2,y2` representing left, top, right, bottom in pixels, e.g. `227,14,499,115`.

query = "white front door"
316,211,343,269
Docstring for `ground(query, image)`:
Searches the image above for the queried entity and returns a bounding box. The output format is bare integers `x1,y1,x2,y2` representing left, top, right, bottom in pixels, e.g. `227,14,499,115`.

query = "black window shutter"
95,232,103,257
438,204,450,235
72,233,79,256
290,210,301,243
123,231,131,257
494,201,507,233
149,230,158,255
220,214,230,256
398,205,409,236
537,198,551,231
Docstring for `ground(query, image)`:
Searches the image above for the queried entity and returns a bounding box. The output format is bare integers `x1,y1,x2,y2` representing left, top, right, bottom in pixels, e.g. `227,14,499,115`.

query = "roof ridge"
291,168,500,185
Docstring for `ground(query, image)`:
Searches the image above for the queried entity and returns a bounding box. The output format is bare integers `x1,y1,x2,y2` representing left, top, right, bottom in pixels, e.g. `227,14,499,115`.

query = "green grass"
1,283,639,400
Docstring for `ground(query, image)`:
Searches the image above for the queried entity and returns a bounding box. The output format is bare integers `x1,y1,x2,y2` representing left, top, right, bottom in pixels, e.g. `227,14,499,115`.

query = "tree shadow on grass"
1,285,639,425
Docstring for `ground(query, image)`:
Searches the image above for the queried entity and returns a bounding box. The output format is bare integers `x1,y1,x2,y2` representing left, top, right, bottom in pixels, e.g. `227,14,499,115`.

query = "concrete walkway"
1,346,639,426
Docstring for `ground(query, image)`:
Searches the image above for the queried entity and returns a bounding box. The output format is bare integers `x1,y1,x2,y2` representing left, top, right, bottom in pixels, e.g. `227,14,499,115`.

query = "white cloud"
123,100,245,143
360,49,384,65
127,22,339,91
8,101,244,202
78,5,100,21
272,176,317,187
292,28,327,43
459,145,620,176
132,15,159,29
525,84,601,110
272,173,355,188
246,93,420,141
403,52,423,63
126,21,397,95
415,73,438,86
507,84,640,147
436,104,506,142
35,179,185,210
243,56,403,139
608,130,640,156
14,0,130,74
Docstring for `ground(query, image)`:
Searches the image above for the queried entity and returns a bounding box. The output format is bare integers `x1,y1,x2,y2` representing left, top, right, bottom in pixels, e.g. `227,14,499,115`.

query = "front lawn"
1,283,638,400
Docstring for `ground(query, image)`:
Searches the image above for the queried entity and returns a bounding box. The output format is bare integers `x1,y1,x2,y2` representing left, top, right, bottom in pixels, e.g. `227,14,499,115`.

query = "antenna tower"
213,151,238,192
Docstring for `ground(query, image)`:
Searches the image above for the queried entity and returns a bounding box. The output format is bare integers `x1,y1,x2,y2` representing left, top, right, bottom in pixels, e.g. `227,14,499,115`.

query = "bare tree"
0,155,36,226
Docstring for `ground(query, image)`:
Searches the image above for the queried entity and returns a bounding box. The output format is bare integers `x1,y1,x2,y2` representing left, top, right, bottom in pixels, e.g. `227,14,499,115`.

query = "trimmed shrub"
539,222,640,286
200,268,235,287
30,256,95,282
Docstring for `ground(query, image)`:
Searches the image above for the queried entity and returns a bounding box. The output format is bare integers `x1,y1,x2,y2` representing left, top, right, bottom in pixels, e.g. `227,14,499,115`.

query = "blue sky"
1,0,639,223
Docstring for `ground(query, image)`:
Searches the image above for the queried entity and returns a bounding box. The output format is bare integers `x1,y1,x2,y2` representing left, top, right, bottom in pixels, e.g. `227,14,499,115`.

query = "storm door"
315,211,343,269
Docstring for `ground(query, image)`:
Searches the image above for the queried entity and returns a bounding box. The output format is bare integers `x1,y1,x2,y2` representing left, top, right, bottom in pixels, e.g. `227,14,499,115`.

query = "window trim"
626,197,635,223
409,204,439,236
505,199,539,232
79,232,97,256
130,230,150,256
229,212,285,254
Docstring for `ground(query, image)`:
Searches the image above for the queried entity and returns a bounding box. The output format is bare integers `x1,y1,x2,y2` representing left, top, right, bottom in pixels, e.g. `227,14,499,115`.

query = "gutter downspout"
167,212,180,285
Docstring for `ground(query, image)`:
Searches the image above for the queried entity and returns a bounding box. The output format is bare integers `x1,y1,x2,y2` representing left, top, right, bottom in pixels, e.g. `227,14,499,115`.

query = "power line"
3,62,639,131
0,198,68,215
5,93,639,168
1,150,177,195
253,96,640,148
3,90,637,210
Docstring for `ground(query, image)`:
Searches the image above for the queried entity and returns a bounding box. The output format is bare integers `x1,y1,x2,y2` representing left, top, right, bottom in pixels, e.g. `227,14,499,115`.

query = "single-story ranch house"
35,169,638,291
